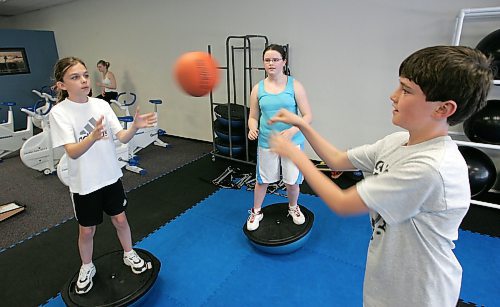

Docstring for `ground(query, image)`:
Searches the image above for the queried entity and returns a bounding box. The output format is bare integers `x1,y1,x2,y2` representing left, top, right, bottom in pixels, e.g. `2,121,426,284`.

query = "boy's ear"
434,100,457,119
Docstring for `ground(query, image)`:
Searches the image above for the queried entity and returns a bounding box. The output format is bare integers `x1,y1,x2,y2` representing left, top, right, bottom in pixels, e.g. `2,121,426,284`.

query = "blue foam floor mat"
45,188,499,306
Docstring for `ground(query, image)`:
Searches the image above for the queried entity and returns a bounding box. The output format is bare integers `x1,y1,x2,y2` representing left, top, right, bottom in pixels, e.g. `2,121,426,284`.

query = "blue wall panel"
0,29,58,129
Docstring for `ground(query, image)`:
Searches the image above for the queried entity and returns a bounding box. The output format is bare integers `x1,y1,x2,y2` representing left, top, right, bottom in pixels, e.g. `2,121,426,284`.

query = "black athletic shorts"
71,179,127,227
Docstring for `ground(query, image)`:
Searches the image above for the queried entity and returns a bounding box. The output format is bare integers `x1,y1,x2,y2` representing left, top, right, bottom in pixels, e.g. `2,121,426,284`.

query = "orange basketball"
174,51,219,97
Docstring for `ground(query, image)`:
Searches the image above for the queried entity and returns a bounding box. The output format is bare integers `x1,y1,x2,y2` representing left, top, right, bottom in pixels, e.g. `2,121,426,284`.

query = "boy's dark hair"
399,46,493,126
53,57,87,103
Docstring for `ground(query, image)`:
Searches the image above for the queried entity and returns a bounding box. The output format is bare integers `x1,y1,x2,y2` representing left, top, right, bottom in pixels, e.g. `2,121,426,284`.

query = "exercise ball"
476,28,500,80
463,100,500,145
458,146,497,197
174,52,219,97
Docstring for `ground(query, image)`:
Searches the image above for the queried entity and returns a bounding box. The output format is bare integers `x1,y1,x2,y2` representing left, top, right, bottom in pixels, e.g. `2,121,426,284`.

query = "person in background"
96,60,118,103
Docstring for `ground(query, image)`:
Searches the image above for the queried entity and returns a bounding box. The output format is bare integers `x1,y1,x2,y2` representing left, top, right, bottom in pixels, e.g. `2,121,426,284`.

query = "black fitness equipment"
476,28,500,80
463,100,500,145
458,146,497,197
208,35,276,164
243,203,314,254
211,166,254,189
451,8,500,209
213,119,245,142
62,249,160,307
213,104,248,157
214,104,248,128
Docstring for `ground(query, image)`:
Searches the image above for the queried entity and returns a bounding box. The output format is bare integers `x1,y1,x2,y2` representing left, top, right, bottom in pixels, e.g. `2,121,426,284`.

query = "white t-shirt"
348,131,469,307
50,97,124,195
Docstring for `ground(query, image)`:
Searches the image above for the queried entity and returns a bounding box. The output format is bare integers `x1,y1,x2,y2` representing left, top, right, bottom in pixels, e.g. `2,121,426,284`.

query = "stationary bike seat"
1,102,16,107
149,99,162,105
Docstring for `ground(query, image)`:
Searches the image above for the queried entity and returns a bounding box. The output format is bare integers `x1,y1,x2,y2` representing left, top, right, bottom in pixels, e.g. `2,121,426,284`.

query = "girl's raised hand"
90,115,106,141
132,107,158,129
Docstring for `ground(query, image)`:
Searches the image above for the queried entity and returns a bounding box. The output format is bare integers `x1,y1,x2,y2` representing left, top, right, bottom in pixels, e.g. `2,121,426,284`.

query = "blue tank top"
257,76,305,148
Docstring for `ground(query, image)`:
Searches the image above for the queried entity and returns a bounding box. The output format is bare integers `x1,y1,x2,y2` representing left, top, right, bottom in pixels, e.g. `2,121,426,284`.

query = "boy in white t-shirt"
267,46,493,306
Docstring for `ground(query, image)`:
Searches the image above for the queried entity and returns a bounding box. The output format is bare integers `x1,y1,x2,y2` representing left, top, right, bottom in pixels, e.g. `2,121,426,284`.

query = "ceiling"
0,0,80,17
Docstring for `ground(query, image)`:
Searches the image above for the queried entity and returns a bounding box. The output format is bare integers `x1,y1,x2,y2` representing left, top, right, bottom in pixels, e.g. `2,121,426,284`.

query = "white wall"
1,0,498,160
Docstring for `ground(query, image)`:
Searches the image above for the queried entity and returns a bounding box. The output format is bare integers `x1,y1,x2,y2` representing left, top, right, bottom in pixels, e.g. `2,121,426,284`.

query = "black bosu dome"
243,203,314,254
62,248,160,307
214,104,249,127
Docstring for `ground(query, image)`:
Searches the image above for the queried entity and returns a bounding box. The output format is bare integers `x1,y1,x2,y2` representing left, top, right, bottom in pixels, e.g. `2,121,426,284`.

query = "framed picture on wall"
0,48,30,76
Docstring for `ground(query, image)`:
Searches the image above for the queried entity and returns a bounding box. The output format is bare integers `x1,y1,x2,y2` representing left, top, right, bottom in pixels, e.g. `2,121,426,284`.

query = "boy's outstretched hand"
132,107,158,129
268,108,304,127
268,108,305,158
269,132,298,159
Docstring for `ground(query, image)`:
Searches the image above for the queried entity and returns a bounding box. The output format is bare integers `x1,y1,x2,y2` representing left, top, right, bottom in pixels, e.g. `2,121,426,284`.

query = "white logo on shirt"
370,160,389,239
77,117,108,142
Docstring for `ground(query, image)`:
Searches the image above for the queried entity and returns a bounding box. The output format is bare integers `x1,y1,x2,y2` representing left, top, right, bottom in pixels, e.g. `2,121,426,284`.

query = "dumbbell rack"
451,6,500,210
208,35,270,165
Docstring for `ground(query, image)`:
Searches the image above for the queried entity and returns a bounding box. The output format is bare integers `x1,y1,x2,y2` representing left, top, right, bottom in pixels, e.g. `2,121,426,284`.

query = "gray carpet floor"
0,135,213,250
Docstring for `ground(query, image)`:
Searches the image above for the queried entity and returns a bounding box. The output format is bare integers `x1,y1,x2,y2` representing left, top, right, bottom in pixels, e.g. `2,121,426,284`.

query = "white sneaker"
288,205,305,225
246,208,263,231
75,263,96,295
123,250,147,274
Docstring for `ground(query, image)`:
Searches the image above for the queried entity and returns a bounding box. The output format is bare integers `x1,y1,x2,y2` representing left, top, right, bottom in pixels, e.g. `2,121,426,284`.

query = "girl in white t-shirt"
50,57,157,295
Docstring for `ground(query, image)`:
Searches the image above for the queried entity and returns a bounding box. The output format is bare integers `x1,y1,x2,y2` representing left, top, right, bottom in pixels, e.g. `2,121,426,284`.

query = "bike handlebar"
34,98,53,116
112,92,137,107
32,89,56,102
32,89,44,98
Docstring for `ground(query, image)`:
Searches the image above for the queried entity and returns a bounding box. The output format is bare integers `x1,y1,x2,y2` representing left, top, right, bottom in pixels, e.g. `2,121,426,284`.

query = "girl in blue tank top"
257,76,305,148
246,44,313,231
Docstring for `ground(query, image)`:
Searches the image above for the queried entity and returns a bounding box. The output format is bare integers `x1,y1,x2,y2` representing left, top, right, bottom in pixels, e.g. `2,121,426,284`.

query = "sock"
124,249,135,257
289,204,297,209
81,262,94,269
253,208,261,214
